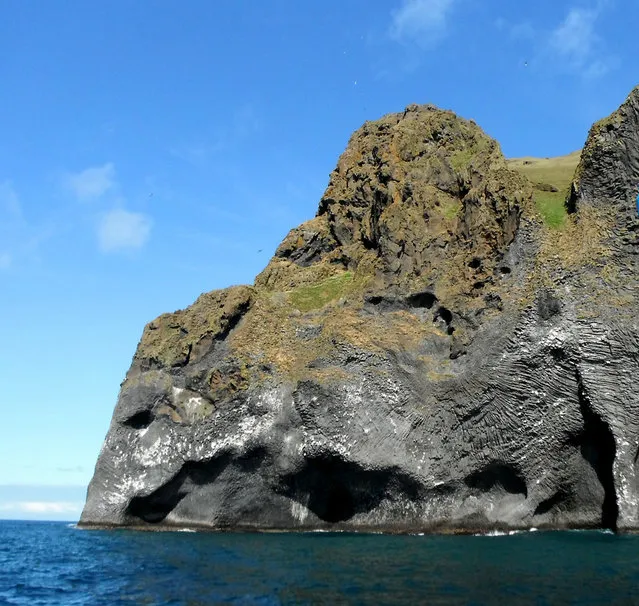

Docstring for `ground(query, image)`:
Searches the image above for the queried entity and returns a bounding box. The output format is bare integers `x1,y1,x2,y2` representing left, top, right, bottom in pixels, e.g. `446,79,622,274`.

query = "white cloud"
66,163,115,201
98,208,152,252
547,5,614,78
389,0,456,44
0,253,11,270
0,501,82,513
550,8,597,63
63,164,153,253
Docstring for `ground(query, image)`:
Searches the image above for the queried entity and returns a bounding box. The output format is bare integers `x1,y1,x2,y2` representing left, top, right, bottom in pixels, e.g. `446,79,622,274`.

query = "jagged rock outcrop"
81,89,639,533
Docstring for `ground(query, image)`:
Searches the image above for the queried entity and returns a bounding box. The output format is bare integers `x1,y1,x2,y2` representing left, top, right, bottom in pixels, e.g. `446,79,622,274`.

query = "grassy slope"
288,272,354,312
507,151,581,228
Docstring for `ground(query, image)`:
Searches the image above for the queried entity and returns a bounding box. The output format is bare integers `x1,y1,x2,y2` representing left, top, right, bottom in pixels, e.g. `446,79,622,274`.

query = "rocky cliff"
81,88,639,533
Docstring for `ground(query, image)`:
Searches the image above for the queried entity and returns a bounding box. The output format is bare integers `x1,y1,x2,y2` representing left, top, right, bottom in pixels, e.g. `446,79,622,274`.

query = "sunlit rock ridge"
81,87,639,533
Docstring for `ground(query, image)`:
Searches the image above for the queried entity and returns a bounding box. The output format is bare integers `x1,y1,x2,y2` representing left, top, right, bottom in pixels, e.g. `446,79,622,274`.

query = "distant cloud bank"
0,500,82,520
0,501,82,514
0,485,86,520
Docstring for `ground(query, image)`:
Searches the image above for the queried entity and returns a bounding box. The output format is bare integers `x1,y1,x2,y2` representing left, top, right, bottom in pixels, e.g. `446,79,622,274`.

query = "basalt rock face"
81,91,639,533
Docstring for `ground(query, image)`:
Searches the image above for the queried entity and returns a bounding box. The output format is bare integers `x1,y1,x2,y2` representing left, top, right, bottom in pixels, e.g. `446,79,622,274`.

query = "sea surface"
1,521,639,605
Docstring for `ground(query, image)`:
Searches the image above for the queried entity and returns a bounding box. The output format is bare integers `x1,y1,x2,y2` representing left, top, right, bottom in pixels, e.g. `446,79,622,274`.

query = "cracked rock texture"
81,88,639,533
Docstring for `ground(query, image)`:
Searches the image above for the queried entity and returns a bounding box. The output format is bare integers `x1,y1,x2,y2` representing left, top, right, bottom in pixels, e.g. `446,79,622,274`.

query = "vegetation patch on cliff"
288,272,354,312
507,151,580,228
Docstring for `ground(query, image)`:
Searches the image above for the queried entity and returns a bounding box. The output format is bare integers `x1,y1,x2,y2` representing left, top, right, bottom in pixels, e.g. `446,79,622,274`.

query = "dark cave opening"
322,482,356,523
125,449,267,525
126,466,191,523
281,455,421,524
406,291,437,309
534,490,568,517
464,462,528,497
125,455,233,524
576,373,619,531
549,347,567,362
578,412,619,530
122,409,154,429
283,456,360,523
434,306,453,325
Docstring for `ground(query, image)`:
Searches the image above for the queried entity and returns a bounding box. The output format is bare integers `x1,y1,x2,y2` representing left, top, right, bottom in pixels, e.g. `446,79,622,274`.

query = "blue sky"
1,0,637,521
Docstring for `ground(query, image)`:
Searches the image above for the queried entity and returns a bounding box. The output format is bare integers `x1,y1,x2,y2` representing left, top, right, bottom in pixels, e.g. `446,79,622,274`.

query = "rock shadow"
280,454,422,524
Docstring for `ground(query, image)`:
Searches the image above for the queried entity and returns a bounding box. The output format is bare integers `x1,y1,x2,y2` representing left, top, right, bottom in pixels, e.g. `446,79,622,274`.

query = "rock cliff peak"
81,90,639,534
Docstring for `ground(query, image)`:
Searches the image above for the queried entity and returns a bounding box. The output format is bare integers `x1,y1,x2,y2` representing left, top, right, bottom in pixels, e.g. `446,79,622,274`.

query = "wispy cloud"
170,103,262,167
550,8,598,63
0,180,22,219
0,181,28,270
389,0,456,45
0,501,82,514
98,208,152,252
65,163,115,201
495,18,535,41
56,466,86,474
232,104,262,140
169,143,222,166
495,3,615,79
547,4,615,78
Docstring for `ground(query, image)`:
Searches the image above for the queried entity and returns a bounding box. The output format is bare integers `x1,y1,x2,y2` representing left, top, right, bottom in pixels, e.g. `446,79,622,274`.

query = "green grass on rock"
288,272,354,312
507,151,581,229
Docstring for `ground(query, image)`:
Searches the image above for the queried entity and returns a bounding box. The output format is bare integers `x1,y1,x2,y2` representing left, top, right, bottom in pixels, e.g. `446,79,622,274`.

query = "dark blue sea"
1,521,639,605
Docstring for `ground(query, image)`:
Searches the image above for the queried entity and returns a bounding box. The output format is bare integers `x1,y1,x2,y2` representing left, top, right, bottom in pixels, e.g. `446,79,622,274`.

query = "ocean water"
1,521,638,605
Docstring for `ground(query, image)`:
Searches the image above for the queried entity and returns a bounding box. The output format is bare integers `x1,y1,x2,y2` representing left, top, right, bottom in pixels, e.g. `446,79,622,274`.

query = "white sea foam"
476,530,509,537
474,529,525,537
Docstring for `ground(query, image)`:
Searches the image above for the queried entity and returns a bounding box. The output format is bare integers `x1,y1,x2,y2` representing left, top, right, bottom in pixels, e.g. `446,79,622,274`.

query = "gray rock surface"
81,88,639,533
